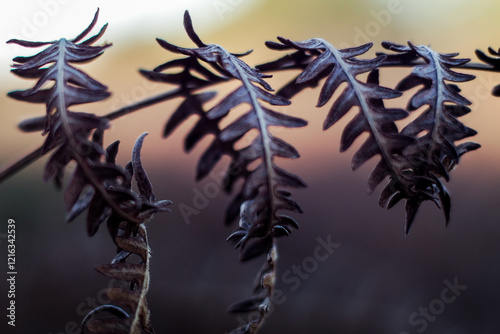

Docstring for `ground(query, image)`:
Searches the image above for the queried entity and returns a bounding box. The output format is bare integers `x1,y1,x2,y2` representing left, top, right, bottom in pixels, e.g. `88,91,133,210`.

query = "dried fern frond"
144,11,306,255
7,8,110,153
140,11,306,333
262,37,432,232
381,42,480,231
3,10,170,333
3,10,173,233
4,9,130,223
262,37,480,233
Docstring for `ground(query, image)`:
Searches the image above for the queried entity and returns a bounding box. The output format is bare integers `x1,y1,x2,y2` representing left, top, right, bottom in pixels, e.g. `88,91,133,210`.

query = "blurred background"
1,0,500,333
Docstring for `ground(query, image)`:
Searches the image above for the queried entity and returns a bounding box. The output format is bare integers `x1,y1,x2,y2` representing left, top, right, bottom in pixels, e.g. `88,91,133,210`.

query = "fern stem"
226,50,278,224
130,223,152,334
252,241,277,334
426,50,445,163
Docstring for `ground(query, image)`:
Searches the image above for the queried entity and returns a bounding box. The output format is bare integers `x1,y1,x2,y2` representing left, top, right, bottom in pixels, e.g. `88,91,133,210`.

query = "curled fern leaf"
64,129,136,236
82,133,171,334
84,225,154,334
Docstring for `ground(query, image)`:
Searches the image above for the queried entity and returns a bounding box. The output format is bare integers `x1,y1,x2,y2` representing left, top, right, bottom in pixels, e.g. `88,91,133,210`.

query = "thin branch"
105,88,184,121
0,145,45,183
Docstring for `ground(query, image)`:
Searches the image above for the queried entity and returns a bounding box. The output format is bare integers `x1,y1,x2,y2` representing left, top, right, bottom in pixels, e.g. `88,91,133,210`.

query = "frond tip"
7,8,111,153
